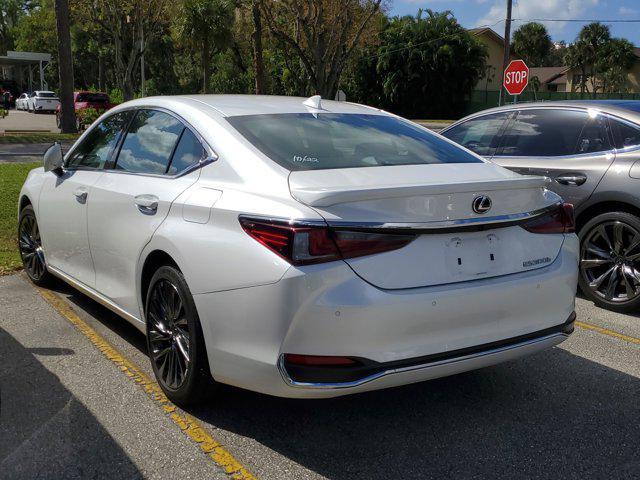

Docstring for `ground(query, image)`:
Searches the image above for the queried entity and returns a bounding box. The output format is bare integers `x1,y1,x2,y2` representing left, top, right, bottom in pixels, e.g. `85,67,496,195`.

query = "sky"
389,0,640,45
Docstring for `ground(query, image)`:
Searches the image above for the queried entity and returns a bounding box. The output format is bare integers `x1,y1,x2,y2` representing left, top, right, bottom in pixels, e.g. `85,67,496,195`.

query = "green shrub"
77,107,100,129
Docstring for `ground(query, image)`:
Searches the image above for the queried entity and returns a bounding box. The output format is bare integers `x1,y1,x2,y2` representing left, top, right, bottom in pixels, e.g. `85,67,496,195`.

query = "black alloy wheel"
579,212,640,312
145,265,213,405
18,205,53,286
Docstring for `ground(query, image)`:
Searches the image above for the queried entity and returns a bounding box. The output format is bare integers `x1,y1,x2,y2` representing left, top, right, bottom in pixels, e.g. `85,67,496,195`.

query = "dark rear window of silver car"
227,113,481,171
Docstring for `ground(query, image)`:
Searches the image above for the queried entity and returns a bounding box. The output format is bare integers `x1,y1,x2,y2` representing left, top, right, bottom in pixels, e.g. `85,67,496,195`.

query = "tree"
565,41,589,93
598,38,635,93
0,0,35,53
174,0,234,93
511,22,552,67
251,0,264,94
579,22,611,95
564,23,635,95
261,0,384,98
53,0,75,132
374,10,487,118
76,0,173,101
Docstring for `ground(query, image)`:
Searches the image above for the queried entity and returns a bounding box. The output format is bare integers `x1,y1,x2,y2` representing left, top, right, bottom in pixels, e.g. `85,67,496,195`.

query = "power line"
512,18,640,23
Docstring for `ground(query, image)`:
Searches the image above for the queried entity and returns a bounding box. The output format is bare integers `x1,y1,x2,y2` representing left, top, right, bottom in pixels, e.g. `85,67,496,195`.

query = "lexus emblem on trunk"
472,195,492,214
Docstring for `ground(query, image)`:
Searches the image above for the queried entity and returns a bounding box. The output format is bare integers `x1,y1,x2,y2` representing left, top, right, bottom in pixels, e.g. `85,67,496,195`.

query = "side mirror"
44,142,64,175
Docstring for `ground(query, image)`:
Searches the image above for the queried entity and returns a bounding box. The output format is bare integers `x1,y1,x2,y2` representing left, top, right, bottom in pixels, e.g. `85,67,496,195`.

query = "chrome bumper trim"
278,332,569,389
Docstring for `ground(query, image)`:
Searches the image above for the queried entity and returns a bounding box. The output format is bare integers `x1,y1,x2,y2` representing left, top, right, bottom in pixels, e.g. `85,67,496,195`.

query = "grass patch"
0,162,40,274
0,133,79,144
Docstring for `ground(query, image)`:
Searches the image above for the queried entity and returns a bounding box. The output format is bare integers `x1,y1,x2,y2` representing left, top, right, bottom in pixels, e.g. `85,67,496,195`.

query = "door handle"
555,174,587,186
134,194,159,214
73,187,88,203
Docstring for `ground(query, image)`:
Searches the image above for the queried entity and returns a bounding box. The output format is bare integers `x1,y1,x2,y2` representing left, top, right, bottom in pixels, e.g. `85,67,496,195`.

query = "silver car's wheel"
147,279,191,390
579,213,640,311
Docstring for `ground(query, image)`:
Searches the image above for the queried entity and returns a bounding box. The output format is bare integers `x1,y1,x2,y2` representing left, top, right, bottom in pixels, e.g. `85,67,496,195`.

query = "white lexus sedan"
18,95,578,405
27,90,60,113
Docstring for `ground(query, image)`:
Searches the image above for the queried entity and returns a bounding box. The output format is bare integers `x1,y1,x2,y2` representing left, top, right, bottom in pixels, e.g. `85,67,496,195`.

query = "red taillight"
522,203,575,234
239,217,415,266
283,354,357,366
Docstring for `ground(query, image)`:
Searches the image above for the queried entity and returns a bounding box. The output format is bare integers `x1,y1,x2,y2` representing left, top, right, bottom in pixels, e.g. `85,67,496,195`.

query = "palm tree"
511,22,553,66
175,0,234,93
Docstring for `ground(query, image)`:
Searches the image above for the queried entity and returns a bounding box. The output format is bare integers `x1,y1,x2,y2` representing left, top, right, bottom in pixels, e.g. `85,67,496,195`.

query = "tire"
145,265,214,406
18,205,54,287
578,211,640,313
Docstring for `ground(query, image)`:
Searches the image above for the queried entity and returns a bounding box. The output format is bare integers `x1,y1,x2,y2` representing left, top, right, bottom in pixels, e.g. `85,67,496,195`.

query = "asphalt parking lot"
1,273,639,480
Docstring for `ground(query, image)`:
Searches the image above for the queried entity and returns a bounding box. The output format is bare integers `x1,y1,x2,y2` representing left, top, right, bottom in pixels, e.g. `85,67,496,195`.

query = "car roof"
458,100,640,125
120,94,384,117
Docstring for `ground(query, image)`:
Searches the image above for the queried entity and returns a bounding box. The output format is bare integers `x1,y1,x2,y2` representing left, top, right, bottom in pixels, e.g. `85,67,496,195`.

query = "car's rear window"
226,113,481,171
37,92,57,98
77,93,109,103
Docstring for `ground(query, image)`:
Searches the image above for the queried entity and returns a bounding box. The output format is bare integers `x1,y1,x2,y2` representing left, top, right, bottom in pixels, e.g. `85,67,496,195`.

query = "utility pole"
54,0,76,133
498,0,513,106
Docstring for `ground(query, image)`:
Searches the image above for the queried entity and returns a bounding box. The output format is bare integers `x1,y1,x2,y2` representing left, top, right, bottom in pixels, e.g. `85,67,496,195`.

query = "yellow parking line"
576,320,640,346
35,286,257,480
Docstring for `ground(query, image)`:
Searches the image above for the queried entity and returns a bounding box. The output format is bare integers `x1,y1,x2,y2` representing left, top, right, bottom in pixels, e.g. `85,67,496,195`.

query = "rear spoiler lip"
290,175,549,208
325,202,561,234
238,202,562,235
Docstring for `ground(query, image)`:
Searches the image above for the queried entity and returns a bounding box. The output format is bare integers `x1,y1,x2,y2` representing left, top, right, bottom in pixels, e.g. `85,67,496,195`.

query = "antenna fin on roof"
303,95,323,110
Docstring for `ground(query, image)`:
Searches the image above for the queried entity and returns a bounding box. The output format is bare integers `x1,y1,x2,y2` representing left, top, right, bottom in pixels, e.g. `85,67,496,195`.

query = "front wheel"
579,211,640,312
18,205,54,286
145,265,214,406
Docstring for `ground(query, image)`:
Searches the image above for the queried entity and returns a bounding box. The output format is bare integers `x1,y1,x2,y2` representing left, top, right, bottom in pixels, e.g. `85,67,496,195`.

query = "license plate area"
444,232,501,277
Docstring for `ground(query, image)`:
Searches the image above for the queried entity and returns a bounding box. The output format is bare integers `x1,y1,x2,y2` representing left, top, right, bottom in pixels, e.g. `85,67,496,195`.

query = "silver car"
442,100,640,313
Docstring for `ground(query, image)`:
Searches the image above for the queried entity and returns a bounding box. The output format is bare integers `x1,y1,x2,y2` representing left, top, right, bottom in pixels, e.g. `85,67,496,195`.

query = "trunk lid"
289,163,565,289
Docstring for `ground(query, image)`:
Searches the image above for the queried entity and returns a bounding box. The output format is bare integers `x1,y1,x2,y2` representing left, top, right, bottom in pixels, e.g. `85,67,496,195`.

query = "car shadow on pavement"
50,281,148,355
0,326,142,479
190,348,640,480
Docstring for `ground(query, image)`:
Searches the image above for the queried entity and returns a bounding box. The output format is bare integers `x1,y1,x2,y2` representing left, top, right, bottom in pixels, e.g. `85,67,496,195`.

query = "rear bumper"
279,313,574,388
193,235,578,398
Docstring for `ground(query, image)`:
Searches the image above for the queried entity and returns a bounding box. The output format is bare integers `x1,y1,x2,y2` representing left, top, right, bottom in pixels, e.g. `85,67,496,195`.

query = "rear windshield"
226,113,481,171
37,92,57,98
77,93,109,103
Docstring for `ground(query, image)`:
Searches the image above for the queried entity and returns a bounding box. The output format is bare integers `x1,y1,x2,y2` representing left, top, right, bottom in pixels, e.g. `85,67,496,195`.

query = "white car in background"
15,93,30,111
27,90,60,113
18,95,579,405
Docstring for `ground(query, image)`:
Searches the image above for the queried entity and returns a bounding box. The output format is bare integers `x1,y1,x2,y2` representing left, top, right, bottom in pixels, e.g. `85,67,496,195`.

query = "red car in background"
56,91,117,130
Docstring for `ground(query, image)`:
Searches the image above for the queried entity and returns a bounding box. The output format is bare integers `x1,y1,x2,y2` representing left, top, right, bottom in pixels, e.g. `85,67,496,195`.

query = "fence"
466,90,640,115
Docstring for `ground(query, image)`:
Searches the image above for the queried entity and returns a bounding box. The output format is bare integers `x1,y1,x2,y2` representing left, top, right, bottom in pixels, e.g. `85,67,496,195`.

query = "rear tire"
145,265,215,406
578,211,640,313
18,205,54,287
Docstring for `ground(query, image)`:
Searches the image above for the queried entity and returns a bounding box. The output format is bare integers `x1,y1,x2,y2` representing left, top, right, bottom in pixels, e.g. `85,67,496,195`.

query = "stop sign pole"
503,59,529,100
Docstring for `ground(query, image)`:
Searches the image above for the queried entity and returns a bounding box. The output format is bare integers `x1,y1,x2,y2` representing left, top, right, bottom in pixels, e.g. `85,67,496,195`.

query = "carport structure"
0,51,52,93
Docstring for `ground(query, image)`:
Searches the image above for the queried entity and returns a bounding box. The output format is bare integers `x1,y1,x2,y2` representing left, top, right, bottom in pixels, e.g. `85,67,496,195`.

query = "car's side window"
609,118,640,149
114,109,184,175
167,128,206,175
441,112,509,156
66,111,133,169
499,109,610,157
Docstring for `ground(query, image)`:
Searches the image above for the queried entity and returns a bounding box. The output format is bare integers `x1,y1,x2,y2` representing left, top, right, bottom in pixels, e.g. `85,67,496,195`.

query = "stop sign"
503,60,529,95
